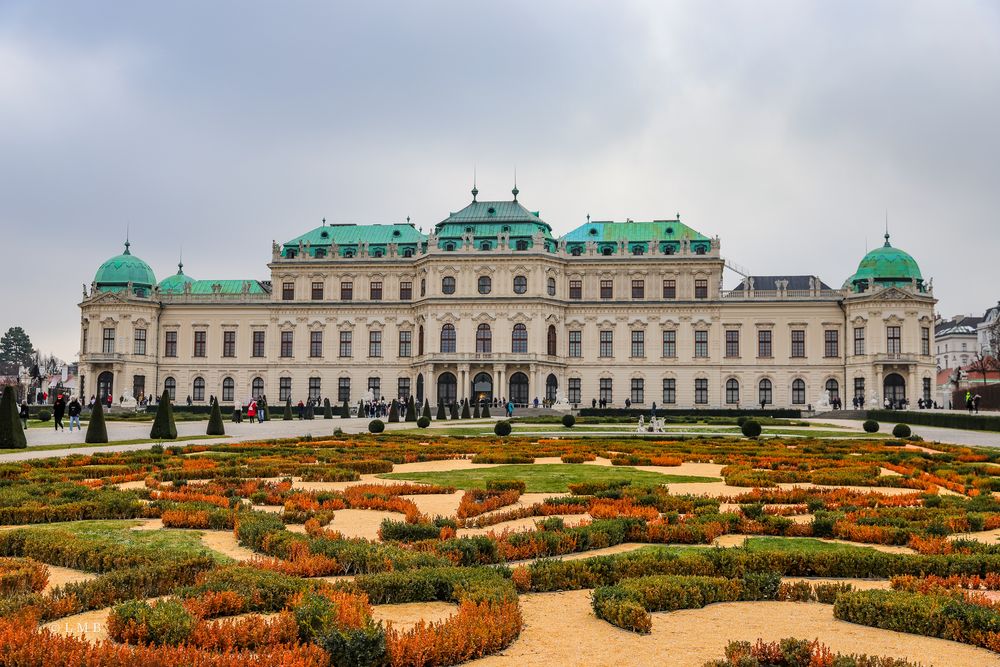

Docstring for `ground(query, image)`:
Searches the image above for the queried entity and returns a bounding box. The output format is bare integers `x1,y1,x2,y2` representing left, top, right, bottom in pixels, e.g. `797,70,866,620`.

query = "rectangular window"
399,330,412,357
341,281,353,301
280,331,293,357
133,329,146,356
252,331,265,357
279,377,291,402
921,327,930,356
694,330,708,358
854,377,866,399
339,331,352,358
887,326,901,354
368,376,380,398
694,378,708,404
102,328,115,354
923,377,931,402
631,330,645,358
568,378,581,404
132,375,145,400
662,330,676,358
599,330,614,358
662,279,676,299
308,377,321,401
599,378,613,404
222,330,236,357
631,279,644,299
569,280,582,300
193,331,206,357
399,281,412,301
854,327,865,356
310,331,323,358
282,282,294,300
824,330,839,357
726,380,740,404
569,330,582,358
164,331,177,357
370,281,383,300
600,279,613,299
695,279,708,299
662,378,676,404
630,378,644,404
758,330,772,358
725,330,739,358
369,331,382,357
338,377,351,403
398,377,410,399
311,282,324,300
791,329,805,358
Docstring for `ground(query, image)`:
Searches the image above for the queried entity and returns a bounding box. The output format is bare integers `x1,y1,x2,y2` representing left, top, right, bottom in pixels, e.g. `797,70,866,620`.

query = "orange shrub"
182,591,246,619
650,455,682,467
589,499,659,521
385,600,522,667
189,611,299,651
161,509,210,529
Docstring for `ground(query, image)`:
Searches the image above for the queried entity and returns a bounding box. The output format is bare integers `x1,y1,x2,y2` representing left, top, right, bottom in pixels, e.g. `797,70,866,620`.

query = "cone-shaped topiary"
207,398,225,436
406,395,417,422
283,399,292,421
323,398,332,419
388,400,400,423
422,399,431,420
85,399,109,444
341,400,351,418
437,401,446,420
461,399,471,420
150,391,177,440
482,402,491,418
305,402,314,420
450,402,459,420
473,401,481,419
0,386,26,449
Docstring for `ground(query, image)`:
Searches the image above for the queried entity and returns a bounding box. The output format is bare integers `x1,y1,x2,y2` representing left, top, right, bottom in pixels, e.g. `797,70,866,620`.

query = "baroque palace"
79,186,936,411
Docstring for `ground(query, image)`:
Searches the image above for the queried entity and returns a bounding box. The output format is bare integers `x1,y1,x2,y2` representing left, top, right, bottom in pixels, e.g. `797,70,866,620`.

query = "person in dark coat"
68,398,82,431
53,394,66,431
19,402,29,430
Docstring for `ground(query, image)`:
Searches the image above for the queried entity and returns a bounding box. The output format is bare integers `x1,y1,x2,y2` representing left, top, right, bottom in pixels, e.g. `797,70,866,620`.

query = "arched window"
343,249,355,257
547,325,557,356
251,377,264,399
545,374,558,403
193,377,205,402
372,248,384,257
222,377,235,402
632,245,645,255
440,324,456,353
480,241,492,251
570,246,582,256
444,242,455,251
420,278,426,296
437,372,457,405
758,379,772,406
547,277,556,296
441,276,456,294
418,326,424,356
164,377,176,401
602,246,614,256
513,275,527,294
792,379,806,405
515,239,528,251
402,248,414,258
314,248,326,258
825,378,840,401
476,324,492,353
725,379,739,405
511,324,528,353
478,276,491,294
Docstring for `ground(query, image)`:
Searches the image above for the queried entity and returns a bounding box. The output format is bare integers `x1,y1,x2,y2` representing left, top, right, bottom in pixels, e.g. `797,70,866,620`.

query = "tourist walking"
19,401,28,430
68,397,82,431
247,399,257,423
53,394,66,431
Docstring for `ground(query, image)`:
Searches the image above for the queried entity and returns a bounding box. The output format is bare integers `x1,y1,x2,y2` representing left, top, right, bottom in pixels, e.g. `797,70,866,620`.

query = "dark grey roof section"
936,315,984,336
733,275,833,291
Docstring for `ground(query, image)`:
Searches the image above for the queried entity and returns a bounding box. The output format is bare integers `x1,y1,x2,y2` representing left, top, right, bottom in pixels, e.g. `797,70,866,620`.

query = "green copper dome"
845,233,924,293
94,241,157,296
158,262,195,294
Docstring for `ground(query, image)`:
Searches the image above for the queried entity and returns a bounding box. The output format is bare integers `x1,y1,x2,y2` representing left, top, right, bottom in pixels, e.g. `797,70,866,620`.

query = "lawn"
379,463,718,492
741,536,882,553
0,434,226,456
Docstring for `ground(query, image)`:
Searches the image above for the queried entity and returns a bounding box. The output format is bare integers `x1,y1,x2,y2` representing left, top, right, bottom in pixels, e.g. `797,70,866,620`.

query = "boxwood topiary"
150,390,177,440
892,423,911,438
494,420,512,436
562,414,576,428
37,409,51,422
0,386,27,449
369,419,385,434
417,416,430,428
206,398,225,436
741,419,762,438
863,419,880,433
85,400,109,444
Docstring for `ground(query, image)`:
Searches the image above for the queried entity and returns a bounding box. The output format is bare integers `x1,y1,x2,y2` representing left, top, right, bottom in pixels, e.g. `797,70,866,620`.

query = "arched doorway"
437,372,457,406
472,372,493,403
97,371,114,404
545,374,558,403
416,374,424,405
509,372,529,406
883,373,906,406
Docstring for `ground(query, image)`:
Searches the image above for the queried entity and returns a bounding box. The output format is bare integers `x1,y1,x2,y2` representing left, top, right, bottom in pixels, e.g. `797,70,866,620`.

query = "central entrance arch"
437,372,457,406
883,373,906,406
472,372,493,403
509,372,529,406
97,371,114,405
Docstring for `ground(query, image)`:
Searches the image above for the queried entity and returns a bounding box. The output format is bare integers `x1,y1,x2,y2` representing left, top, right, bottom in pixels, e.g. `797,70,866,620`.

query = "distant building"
935,315,983,370
979,302,1000,357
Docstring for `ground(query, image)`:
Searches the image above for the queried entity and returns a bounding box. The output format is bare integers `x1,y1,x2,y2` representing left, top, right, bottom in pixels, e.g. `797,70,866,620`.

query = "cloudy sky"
2,1,999,362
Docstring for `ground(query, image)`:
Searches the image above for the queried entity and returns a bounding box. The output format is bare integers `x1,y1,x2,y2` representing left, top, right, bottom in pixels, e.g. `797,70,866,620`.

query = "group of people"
965,391,982,414
19,394,83,431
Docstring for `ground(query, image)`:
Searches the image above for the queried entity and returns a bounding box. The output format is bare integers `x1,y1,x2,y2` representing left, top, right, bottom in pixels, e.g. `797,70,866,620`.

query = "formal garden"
2,395,1000,665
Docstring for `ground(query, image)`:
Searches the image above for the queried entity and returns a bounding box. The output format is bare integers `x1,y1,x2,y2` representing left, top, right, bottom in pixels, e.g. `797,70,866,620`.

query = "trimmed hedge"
368,419,385,434
867,409,1000,432
709,637,922,666
892,423,911,438
494,420,512,437
0,385,27,449
579,408,802,418
863,419,880,433
740,419,762,438
150,391,177,440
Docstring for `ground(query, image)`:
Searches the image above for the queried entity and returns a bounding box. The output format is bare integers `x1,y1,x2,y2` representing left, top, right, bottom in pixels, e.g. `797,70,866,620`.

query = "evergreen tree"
283,399,293,420
0,385,26,448
482,401,491,418
406,395,418,422
341,400,351,418
422,399,431,420
437,401,446,420
207,398,225,436
388,400,400,423
461,399,471,419
450,402,459,420
305,401,314,420
323,398,332,419
0,327,33,375
473,401,481,419
150,390,177,440
85,399,108,444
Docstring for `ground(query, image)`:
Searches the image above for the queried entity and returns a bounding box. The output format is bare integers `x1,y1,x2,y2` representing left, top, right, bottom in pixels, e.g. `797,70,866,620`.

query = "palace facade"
79,187,937,411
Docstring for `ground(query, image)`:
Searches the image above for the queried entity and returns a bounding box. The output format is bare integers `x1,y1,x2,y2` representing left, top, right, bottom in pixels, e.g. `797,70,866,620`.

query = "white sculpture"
551,390,572,412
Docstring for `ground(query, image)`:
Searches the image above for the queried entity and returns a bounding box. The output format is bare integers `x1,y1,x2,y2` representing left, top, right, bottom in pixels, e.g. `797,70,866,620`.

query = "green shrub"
206,399,225,436
892,423,911,438
150,391,177,440
323,398,333,419
461,399,471,420
37,409,51,422
294,591,341,643
320,622,387,667
109,598,196,645
562,414,576,428
388,401,399,423
863,419,880,433
0,386,26,449
482,402,491,418
341,400,351,419
379,519,441,542
235,511,286,551
422,399,432,420
339,459,393,474
867,409,1000,432
741,419,762,438
284,400,293,421
486,479,526,493
84,400,108,444
369,419,385,434
417,416,430,428
437,402,446,420
494,420,512,436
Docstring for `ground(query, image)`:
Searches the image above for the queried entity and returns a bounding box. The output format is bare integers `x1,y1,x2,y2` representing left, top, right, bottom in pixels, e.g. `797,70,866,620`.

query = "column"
492,365,500,401
427,366,435,406
874,366,883,406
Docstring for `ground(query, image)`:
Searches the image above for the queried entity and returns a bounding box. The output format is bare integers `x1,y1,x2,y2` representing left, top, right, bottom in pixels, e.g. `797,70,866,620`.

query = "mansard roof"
281,222,426,258
734,275,833,291
562,218,709,244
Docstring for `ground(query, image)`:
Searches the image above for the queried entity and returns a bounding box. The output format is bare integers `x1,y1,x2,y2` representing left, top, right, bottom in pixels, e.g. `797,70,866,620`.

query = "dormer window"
344,249,355,258
320,230,330,239
465,226,474,233
392,229,401,237
570,246,582,256
694,245,707,255
501,225,510,232
515,239,528,251
286,249,297,259
632,245,645,256
602,246,614,256
314,248,326,258
665,227,674,235
444,242,456,251
372,249,384,257
589,228,598,236
487,207,496,215
402,248,414,257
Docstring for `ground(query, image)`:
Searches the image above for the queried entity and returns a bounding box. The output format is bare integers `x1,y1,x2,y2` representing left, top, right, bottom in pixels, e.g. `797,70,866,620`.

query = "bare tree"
968,352,1000,387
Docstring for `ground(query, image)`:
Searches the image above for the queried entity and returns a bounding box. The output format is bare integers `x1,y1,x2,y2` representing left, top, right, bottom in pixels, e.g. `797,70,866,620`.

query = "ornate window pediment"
473,312,497,323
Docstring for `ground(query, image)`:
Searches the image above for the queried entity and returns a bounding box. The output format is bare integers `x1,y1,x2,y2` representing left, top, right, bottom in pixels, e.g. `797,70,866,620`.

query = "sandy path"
459,514,592,537
43,565,98,592
467,591,998,667
329,509,403,541
112,480,148,490
372,601,458,630
781,576,890,590
200,529,257,561
509,542,657,566
949,528,1000,545
131,518,163,531
404,491,463,518
43,607,111,641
